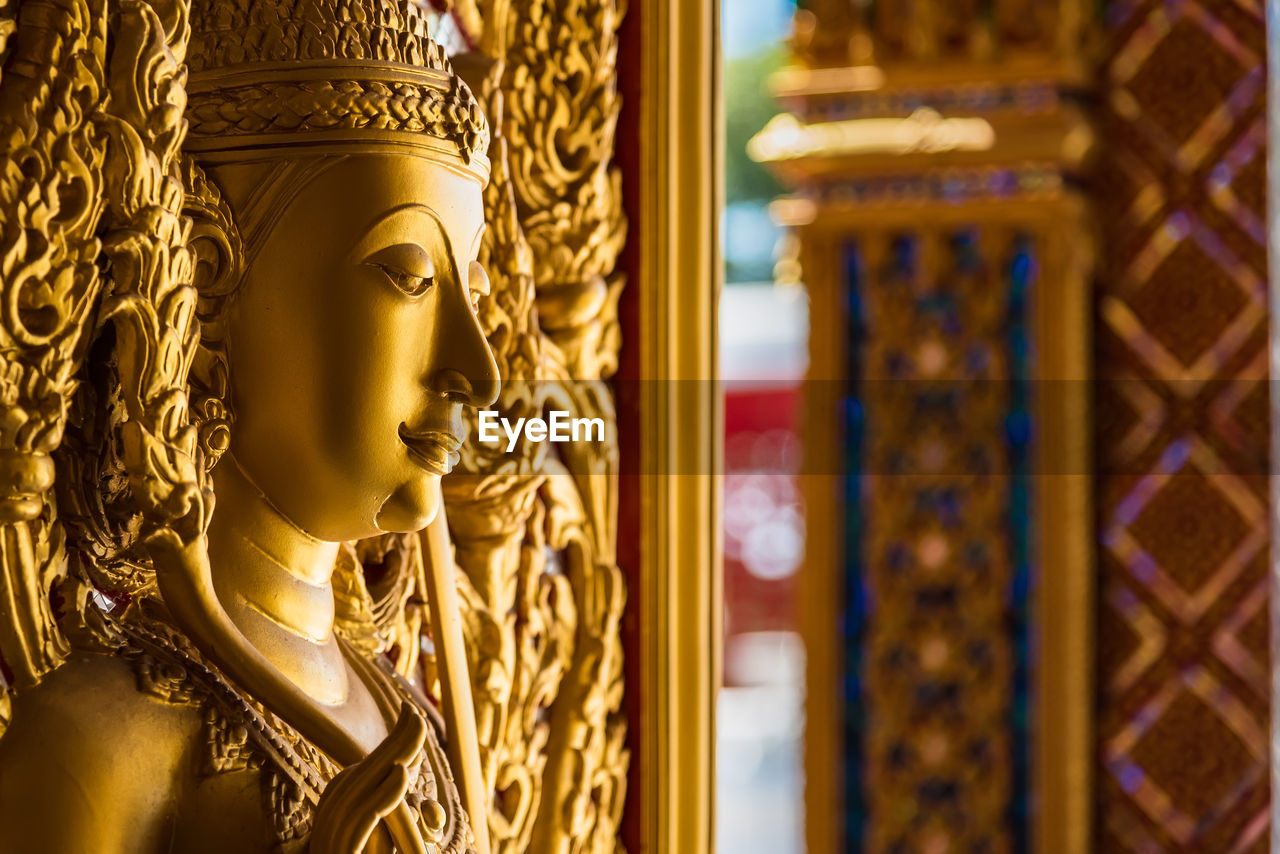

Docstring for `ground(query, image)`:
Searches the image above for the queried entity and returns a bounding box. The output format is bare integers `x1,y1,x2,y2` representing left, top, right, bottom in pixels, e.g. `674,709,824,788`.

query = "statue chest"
120,616,474,854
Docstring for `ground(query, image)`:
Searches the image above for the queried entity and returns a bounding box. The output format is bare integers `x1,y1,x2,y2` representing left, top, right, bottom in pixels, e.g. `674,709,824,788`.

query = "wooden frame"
796,228,846,854
618,0,721,850
1030,196,1094,854
1266,0,1280,835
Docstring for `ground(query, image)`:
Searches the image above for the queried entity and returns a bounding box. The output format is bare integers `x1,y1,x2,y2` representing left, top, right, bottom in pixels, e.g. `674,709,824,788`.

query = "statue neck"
206,453,348,704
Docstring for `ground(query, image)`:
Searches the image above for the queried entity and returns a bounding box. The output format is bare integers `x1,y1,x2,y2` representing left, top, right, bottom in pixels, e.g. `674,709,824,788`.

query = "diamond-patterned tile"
1209,119,1268,245
1213,577,1270,689
1127,471,1248,595
1228,142,1265,219
1104,210,1265,394
1106,668,1266,845
1104,438,1265,623
1103,584,1167,692
1125,241,1248,367
1208,360,1269,459
1101,377,1168,469
1124,17,1246,146
1097,0,1271,849
1127,690,1253,820
1235,598,1269,661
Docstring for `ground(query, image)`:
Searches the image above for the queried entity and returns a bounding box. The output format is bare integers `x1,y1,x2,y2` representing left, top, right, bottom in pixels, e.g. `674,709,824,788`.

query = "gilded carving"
0,0,628,850
0,3,497,851
437,1,631,849
0,0,109,689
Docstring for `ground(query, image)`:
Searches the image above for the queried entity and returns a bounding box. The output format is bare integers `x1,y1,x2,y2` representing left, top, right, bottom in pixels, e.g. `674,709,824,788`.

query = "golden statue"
0,0,628,851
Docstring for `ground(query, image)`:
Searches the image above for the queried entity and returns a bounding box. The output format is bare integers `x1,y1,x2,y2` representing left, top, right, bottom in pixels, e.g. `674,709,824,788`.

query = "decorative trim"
186,76,490,171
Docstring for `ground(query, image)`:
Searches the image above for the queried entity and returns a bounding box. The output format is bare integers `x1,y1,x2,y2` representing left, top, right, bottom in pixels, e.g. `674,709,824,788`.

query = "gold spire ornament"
0,0,536,849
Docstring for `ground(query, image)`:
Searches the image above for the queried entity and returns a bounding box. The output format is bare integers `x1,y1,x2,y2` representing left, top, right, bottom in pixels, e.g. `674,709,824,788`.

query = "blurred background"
716,1,1271,852
719,2,804,853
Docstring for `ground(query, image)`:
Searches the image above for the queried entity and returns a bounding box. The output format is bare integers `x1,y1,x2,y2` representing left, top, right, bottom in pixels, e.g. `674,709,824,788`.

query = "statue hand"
310,704,429,854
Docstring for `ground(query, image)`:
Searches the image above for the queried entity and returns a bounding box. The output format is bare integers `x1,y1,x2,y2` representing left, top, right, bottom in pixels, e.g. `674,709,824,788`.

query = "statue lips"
399,424,462,476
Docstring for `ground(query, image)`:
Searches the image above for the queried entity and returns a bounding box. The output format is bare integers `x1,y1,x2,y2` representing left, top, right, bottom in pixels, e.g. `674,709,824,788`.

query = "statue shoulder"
0,651,204,854
1,648,206,746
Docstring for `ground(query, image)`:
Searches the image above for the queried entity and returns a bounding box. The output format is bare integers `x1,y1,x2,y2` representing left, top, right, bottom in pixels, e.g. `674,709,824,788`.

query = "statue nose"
428,270,501,408
432,364,499,407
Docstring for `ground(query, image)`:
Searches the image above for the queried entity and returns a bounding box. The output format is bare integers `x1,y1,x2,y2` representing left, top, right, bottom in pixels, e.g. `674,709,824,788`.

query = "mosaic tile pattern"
845,227,1035,853
1095,1,1270,850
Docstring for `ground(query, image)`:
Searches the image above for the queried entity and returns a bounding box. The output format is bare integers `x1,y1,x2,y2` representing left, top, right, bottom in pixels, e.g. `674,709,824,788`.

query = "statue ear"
182,159,243,325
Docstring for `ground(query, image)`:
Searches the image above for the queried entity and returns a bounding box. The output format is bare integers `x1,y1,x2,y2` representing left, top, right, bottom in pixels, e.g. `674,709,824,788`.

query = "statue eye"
363,244,435,298
377,266,433,297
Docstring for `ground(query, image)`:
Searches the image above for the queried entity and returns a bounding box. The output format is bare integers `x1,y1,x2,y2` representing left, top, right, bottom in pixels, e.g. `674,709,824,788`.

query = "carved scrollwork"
0,0,200,692
490,0,627,381
439,2,630,852
0,0,109,689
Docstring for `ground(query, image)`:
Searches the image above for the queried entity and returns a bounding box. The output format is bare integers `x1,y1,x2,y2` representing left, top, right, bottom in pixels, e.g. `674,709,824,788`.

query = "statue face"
219,154,500,541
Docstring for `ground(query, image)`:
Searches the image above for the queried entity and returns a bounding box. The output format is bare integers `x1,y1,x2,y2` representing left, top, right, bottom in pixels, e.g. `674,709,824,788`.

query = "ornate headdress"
184,0,491,181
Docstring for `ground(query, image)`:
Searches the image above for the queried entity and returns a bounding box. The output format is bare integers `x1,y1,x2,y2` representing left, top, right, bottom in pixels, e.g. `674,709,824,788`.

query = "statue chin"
375,474,443,533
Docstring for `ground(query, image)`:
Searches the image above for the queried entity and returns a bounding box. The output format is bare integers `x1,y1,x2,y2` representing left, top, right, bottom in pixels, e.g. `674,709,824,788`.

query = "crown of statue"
185,0,490,181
